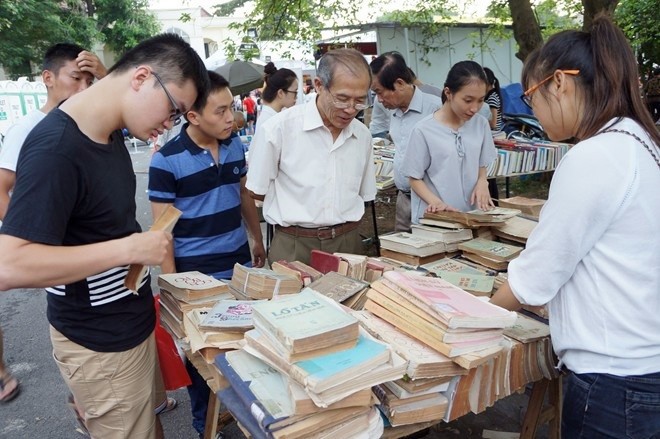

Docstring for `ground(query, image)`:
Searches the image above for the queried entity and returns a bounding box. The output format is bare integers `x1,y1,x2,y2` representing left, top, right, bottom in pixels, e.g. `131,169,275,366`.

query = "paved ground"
0,141,547,438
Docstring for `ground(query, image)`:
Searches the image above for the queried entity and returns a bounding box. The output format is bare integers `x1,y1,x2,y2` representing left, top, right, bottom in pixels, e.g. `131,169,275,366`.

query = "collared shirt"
246,99,376,228
148,125,251,280
390,87,442,191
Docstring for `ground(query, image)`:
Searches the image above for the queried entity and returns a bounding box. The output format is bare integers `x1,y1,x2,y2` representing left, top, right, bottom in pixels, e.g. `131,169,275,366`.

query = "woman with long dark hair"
491,15,660,438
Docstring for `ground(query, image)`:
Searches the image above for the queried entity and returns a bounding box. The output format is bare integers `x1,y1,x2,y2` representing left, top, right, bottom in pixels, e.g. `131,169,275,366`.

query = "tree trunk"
507,0,543,62
582,0,619,31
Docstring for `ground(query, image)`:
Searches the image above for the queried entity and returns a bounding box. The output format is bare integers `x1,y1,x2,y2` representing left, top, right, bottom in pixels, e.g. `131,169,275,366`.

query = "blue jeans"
563,371,660,438
185,359,210,435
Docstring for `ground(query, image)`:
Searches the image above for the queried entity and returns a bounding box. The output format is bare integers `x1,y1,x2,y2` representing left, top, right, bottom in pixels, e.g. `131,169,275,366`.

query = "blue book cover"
294,333,388,381
215,352,289,431
217,385,270,439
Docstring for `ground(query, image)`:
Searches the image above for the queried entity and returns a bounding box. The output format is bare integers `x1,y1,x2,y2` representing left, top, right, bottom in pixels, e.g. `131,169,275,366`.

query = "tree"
214,0,626,63
0,0,159,79
615,0,660,77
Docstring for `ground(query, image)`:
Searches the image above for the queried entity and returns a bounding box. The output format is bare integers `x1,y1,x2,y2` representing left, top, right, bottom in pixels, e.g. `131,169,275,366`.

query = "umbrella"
214,60,264,95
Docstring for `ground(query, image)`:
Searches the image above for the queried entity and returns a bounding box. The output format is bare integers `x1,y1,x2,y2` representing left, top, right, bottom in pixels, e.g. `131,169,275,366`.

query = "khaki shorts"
50,326,158,439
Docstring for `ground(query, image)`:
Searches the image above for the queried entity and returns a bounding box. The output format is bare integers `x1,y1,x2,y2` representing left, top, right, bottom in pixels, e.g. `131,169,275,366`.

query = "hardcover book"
250,288,359,354
458,238,523,262
310,250,342,274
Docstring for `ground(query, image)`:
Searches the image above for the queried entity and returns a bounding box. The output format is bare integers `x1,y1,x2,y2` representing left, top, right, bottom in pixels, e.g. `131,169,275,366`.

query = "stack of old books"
230,264,302,299
491,214,538,245
353,310,463,426
158,271,234,339
215,288,407,438
364,271,516,360
378,232,448,266
457,238,523,271
442,312,557,422
410,223,473,253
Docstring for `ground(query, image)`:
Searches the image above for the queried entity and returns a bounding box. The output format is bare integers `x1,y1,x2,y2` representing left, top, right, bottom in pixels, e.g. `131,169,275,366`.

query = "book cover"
307,272,369,304
200,299,263,331
310,250,341,274
158,271,230,300
382,271,516,329
421,258,489,276
435,271,495,295
410,224,473,244
250,288,359,354
503,313,550,343
379,232,447,257
215,351,291,429
458,238,523,262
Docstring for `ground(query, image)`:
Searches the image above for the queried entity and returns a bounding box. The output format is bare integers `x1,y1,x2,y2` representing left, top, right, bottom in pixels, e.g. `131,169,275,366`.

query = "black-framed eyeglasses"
520,69,580,109
284,89,298,95
152,71,184,122
326,88,368,111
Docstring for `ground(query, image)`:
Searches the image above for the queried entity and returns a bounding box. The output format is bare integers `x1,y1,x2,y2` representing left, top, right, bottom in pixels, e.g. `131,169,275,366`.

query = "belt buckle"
316,226,335,240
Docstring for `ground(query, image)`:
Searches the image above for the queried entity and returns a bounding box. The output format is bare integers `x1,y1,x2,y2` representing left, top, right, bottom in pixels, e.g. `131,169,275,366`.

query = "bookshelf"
488,138,571,197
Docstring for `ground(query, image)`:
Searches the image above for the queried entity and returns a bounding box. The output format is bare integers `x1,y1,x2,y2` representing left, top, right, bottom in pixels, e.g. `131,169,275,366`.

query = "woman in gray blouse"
405,61,496,224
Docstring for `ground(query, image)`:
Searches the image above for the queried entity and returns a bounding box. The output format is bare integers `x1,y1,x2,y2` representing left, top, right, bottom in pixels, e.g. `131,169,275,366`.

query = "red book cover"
310,250,341,274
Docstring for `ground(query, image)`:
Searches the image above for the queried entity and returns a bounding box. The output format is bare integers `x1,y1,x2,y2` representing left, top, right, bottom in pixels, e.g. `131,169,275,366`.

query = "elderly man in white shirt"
246,48,376,265
370,52,442,232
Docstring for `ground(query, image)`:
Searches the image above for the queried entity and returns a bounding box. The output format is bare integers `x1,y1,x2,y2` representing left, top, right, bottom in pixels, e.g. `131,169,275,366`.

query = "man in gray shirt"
370,52,442,231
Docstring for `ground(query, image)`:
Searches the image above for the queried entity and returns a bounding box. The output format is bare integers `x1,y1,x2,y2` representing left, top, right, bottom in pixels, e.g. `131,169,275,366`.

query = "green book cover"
436,271,495,294
250,288,358,351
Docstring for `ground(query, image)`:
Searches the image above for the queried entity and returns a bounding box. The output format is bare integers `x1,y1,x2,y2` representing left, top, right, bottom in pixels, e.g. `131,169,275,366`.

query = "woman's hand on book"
425,202,458,213
124,231,172,266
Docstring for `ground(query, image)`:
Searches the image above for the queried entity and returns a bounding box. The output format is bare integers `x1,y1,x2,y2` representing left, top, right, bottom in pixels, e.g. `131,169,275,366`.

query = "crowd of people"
0,13,658,439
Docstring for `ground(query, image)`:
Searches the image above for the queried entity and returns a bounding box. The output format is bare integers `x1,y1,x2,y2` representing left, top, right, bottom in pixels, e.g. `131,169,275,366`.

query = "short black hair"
108,33,209,99
42,43,86,74
370,52,413,90
192,71,230,112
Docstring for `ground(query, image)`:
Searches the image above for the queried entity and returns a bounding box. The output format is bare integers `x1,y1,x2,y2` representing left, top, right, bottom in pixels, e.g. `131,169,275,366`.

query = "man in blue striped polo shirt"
148,71,265,437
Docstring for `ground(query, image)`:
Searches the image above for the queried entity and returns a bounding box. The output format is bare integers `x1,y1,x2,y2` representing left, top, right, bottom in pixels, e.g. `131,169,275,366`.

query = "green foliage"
0,0,158,79
216,0,361,61
615,0,660,76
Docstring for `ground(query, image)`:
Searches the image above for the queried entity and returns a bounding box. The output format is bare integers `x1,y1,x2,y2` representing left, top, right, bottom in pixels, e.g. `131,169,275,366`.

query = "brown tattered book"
307,271,369,304
158,271,233,302
125,205,182,292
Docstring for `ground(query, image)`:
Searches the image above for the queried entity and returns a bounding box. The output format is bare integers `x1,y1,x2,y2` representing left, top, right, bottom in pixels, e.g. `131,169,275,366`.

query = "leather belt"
275,222,360,240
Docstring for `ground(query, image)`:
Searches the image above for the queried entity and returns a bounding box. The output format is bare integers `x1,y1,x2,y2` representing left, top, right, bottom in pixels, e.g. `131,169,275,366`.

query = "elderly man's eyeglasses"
152,71,184,122
520,69,580,109
326,89,368,111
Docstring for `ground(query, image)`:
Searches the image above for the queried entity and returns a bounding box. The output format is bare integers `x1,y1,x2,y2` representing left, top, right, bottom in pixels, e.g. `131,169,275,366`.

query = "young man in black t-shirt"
0,34,209,438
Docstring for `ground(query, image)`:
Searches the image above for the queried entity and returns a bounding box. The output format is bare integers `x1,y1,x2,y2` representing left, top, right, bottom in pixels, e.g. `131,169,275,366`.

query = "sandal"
66,393,90,437
155,396,178,415
0,371,20,403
